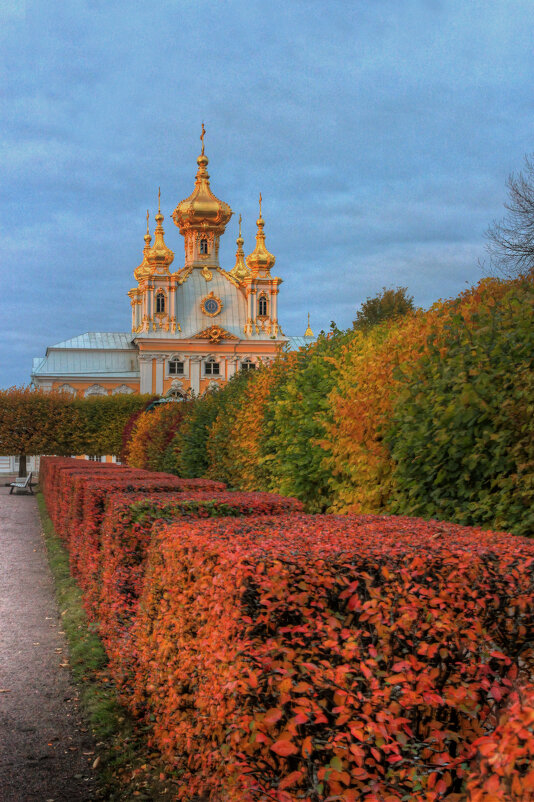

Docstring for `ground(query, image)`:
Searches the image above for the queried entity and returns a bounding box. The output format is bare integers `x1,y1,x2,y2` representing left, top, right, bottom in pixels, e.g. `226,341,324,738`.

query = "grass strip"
37,490,178,801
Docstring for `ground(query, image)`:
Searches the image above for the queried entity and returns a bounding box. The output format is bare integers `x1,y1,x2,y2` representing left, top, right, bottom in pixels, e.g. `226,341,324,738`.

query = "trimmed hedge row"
40,458,534,799
130,514,534,801
98,491,304,700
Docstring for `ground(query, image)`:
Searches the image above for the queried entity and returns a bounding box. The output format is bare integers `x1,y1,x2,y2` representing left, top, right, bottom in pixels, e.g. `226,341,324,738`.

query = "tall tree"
486,155,534,277
0,388,76,475
353,286,415,331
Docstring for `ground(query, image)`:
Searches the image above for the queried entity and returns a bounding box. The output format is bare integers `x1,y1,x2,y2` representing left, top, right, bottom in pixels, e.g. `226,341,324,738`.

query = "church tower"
31,128,316,406
128,126,288,397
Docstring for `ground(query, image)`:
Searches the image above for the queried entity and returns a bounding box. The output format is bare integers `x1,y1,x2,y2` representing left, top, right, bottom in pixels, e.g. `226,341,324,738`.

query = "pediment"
192,324,239,344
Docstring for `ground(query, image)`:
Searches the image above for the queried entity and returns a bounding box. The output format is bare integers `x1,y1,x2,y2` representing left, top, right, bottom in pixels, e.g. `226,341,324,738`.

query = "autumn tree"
0,387,77,476
0,388,151,476
486,155,534,277
353,286,415,330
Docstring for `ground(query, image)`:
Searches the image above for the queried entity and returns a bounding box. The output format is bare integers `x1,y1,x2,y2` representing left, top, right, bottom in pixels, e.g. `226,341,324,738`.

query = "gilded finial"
200,122,206,155
146,209,149,235
304,312,314,338
158,187,161,214
238,213,242,237
259,192,262,218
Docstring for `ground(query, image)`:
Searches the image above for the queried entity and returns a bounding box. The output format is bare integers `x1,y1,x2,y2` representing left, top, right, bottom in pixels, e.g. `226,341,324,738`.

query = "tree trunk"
19,454,27,477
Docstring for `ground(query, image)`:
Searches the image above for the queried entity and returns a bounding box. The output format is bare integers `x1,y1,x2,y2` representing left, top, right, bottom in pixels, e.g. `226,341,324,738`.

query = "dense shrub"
98,491,303,699
260,329,352,512
465,683,534,800
387,276,534,536
125,400,191,472
130,513,534,801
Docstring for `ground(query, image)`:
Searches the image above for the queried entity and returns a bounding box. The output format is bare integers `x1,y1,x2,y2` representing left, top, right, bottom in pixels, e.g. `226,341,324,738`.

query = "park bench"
9,472,34,495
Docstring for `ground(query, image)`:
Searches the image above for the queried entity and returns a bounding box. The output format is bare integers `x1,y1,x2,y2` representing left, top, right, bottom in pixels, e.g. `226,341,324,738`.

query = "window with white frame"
156,292,166,313
199,238,208,255
241,358,256,372
204,357,220,376
88,455,104,462
168,358,184,375
258,295,268,317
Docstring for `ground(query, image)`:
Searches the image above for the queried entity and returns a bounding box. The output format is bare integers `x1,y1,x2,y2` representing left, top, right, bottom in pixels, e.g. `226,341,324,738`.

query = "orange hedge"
98,491,304,700
130,514,534,801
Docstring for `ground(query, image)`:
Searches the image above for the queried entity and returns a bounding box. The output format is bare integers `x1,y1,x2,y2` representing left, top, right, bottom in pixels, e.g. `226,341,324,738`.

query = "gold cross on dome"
200,122,206,154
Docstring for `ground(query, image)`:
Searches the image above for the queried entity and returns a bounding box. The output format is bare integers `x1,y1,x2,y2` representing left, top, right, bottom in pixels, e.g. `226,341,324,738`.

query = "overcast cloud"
1,0,533,387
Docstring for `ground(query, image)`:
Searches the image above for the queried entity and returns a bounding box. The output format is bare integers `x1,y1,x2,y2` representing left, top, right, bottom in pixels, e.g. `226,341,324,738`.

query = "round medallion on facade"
201,291,223,317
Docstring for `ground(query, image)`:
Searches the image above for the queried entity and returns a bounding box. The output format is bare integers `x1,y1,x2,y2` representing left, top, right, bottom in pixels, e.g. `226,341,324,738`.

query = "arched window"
156,292,166,313
204,357,220,376
258,295,268,317
168,358,184,376
200,238,208,255
241,359,256,372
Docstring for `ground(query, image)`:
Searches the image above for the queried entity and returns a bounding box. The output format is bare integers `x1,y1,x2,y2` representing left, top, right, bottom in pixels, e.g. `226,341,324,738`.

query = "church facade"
31,131,314,399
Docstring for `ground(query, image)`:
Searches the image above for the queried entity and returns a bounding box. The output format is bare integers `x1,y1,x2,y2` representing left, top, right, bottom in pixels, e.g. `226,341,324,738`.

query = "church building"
31,129,314,399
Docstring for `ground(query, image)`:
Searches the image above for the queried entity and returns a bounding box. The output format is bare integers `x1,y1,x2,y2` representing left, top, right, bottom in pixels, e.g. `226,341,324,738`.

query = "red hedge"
98,491,304,699
129,514,534,801
466,683,534,800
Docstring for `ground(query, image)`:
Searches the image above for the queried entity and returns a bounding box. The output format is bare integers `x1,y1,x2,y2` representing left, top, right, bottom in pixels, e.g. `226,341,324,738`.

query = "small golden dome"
172,126,232,236
304,312,314,337
246,193,275,276
134,210,153,281
229,214,250,282
149,188,174,272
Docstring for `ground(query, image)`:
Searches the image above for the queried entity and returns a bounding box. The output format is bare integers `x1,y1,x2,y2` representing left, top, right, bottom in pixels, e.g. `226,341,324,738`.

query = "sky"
1,0,533,388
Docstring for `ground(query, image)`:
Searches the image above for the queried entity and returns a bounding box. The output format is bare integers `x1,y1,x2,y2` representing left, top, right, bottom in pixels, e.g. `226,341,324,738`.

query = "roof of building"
287,336,316,350
49,332,136,350
32,333,139,378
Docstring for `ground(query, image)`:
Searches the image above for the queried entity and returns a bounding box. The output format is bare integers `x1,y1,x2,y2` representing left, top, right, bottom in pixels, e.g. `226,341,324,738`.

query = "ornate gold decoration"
200,121,206,155
200,291,223,317
193,325,238,343
246,194,276,276
201,265,213,281
304,312,314,337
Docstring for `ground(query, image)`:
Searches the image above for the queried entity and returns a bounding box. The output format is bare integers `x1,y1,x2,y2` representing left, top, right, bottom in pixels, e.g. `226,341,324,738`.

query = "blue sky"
1,0,533,387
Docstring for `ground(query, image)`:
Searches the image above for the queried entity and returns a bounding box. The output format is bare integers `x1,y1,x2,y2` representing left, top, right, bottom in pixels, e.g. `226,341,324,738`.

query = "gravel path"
0,483,98,801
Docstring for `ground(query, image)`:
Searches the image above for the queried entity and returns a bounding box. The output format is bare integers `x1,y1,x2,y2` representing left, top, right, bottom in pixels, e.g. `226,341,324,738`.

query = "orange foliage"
211,356,295,491
324,276,516,515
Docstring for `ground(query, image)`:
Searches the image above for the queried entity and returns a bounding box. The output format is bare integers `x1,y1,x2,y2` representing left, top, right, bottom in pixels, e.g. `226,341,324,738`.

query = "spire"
133,210,153,281
229,214,250,282
304,312,314,337
246,193,276,276
150,188,174,272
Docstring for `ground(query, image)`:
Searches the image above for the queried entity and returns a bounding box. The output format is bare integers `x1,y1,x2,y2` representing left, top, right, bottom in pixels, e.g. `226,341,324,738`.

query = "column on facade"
155,356,165,395
189,356,201,395
227,356,238,380
139,355,153,394
169,285,176,331
271,287,278,334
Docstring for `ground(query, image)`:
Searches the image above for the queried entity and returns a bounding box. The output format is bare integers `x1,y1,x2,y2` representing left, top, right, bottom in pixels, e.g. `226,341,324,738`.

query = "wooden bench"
9,472,33,495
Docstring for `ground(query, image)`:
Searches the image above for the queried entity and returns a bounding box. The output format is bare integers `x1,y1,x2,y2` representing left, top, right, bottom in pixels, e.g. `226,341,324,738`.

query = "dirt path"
0,484,98,801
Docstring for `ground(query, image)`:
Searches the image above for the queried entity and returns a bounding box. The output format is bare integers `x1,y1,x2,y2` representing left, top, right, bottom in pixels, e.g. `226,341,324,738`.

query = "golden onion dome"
172,127,232,236
149,189,174,272
133,210,153,281
246,193,275,276
229,214,250,282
